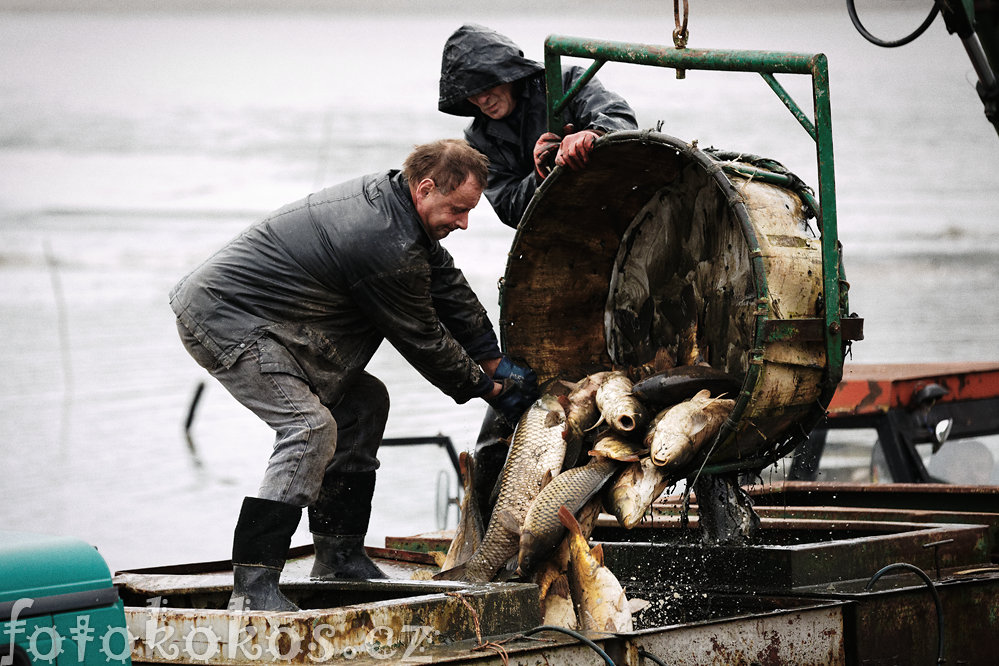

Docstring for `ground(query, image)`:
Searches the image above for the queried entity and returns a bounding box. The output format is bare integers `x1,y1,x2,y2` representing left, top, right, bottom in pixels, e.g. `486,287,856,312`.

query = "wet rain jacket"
170,170,499,406
439,23,638,228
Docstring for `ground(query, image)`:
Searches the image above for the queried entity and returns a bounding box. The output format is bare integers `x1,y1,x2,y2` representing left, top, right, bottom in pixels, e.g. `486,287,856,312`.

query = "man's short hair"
403,139,489,194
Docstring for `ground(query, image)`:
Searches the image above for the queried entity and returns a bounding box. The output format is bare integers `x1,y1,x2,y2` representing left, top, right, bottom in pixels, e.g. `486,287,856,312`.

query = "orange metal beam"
827,362,999,417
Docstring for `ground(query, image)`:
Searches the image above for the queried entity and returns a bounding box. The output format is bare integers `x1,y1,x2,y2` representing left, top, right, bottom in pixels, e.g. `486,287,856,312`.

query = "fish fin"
557,505,582,537
561,435,582,472
432,563,467,581
585,415,606,432
604,618,618,633
458,450,471,483
539,469,554,490
629,597,651,614
495,509,522,536
544,410,565,428
653,347,676,372
591,542,605,565
550,574,571,599
495,554,522,581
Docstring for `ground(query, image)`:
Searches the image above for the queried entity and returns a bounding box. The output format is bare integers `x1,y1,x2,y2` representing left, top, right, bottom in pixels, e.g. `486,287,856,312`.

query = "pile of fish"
435,359,741,633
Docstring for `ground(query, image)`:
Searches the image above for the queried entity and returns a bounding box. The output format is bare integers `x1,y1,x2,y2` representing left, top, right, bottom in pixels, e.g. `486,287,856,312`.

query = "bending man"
170,139,538,611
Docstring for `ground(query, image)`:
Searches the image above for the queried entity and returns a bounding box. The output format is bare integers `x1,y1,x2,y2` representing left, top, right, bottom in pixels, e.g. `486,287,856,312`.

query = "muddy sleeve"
350,264,494,403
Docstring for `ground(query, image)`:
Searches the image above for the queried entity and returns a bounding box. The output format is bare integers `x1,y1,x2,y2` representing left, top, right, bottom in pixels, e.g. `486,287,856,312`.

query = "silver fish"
540,573,577,629
439,451,483,572
588,431,647,462
605,455,675,529
647,389,736,471
561,371,610,453
436,394,567,582
595,370,647,434
516,458,619,577
559,506,634,633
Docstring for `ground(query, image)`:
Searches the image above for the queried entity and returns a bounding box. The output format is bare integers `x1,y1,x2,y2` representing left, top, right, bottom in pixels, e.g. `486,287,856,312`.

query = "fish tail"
433,563,468,581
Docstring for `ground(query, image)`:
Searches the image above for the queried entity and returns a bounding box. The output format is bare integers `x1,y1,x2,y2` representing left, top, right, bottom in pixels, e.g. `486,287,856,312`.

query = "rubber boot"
228,496,302,612
308,471,386,580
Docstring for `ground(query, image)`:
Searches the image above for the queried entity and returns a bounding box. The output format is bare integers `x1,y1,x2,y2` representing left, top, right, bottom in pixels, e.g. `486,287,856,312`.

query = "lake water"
1,1,997,572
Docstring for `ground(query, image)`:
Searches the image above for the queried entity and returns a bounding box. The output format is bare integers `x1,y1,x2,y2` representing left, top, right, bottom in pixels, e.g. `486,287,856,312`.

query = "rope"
446,592,483,645
447,592,513,664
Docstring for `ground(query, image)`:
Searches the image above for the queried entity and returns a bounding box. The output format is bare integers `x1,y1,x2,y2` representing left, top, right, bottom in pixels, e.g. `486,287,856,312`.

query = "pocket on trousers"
256,335,309,380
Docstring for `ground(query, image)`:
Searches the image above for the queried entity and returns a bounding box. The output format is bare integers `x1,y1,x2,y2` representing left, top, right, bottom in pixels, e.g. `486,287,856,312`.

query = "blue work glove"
485,379,538,428
493,356,539,395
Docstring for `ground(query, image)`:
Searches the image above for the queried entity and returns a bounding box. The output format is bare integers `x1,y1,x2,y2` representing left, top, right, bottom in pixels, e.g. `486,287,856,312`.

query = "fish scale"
436,394,567,582
517,458,619,576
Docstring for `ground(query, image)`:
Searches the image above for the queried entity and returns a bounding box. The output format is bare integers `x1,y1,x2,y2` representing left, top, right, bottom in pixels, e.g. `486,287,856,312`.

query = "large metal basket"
499,130,859,474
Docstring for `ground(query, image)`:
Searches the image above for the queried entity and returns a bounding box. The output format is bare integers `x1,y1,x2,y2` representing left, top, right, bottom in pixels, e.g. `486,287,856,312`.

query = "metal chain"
673,0,689,78
673,0,689,48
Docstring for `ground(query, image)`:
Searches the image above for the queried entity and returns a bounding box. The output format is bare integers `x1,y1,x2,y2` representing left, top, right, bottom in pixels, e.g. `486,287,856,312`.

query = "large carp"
516,457,619,577
558,371,610,469
538,572,577,629
562,371,609,440
558,506,634,633
647,389,736,471
632,365,742,409
589,431,647,462
436,394,567,582
595,371,647,434
605,455,674,529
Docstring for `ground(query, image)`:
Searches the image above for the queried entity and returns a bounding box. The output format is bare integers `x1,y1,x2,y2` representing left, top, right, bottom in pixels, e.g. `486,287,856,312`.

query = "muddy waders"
228,496,302,612
308,471,386,579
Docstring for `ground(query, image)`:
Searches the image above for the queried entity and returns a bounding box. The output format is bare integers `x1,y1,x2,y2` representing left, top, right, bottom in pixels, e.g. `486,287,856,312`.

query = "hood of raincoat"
439,24,545,117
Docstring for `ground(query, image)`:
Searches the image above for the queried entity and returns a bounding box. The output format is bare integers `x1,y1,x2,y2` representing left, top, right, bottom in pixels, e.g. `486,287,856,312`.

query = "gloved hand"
556,128,601,170
493,355,539,395
533,131,562,180
484,378,537,427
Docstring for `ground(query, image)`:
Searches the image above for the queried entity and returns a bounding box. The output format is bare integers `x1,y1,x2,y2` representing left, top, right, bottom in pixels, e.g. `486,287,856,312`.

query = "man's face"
413,174,483,241
467,82,516,120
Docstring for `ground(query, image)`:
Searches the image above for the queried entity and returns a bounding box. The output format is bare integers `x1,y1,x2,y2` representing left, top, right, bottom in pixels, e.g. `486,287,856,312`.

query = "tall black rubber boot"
308,471,386,580
228,496,302,612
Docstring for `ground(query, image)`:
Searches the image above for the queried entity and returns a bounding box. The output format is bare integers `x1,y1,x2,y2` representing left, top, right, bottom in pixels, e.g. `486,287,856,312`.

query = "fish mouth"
616,415,636,431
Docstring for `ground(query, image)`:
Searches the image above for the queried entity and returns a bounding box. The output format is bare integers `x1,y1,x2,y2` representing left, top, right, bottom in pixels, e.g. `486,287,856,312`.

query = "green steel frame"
543,35,851,471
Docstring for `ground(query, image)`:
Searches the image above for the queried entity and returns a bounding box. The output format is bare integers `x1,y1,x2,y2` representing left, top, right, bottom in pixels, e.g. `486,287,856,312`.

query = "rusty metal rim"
510,130,768,463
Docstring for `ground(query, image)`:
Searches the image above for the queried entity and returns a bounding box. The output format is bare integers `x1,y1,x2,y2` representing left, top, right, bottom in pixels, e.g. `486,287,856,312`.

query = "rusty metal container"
117,573,540,665
501,130,856,475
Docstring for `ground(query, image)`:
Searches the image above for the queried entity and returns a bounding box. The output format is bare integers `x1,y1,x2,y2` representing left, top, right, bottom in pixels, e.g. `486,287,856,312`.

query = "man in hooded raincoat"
438,23,638,228
170,139,538,611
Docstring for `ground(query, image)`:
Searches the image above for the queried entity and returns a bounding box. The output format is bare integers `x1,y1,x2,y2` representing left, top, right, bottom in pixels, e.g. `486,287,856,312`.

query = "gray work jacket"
170,170,499,406
438,23,637,228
